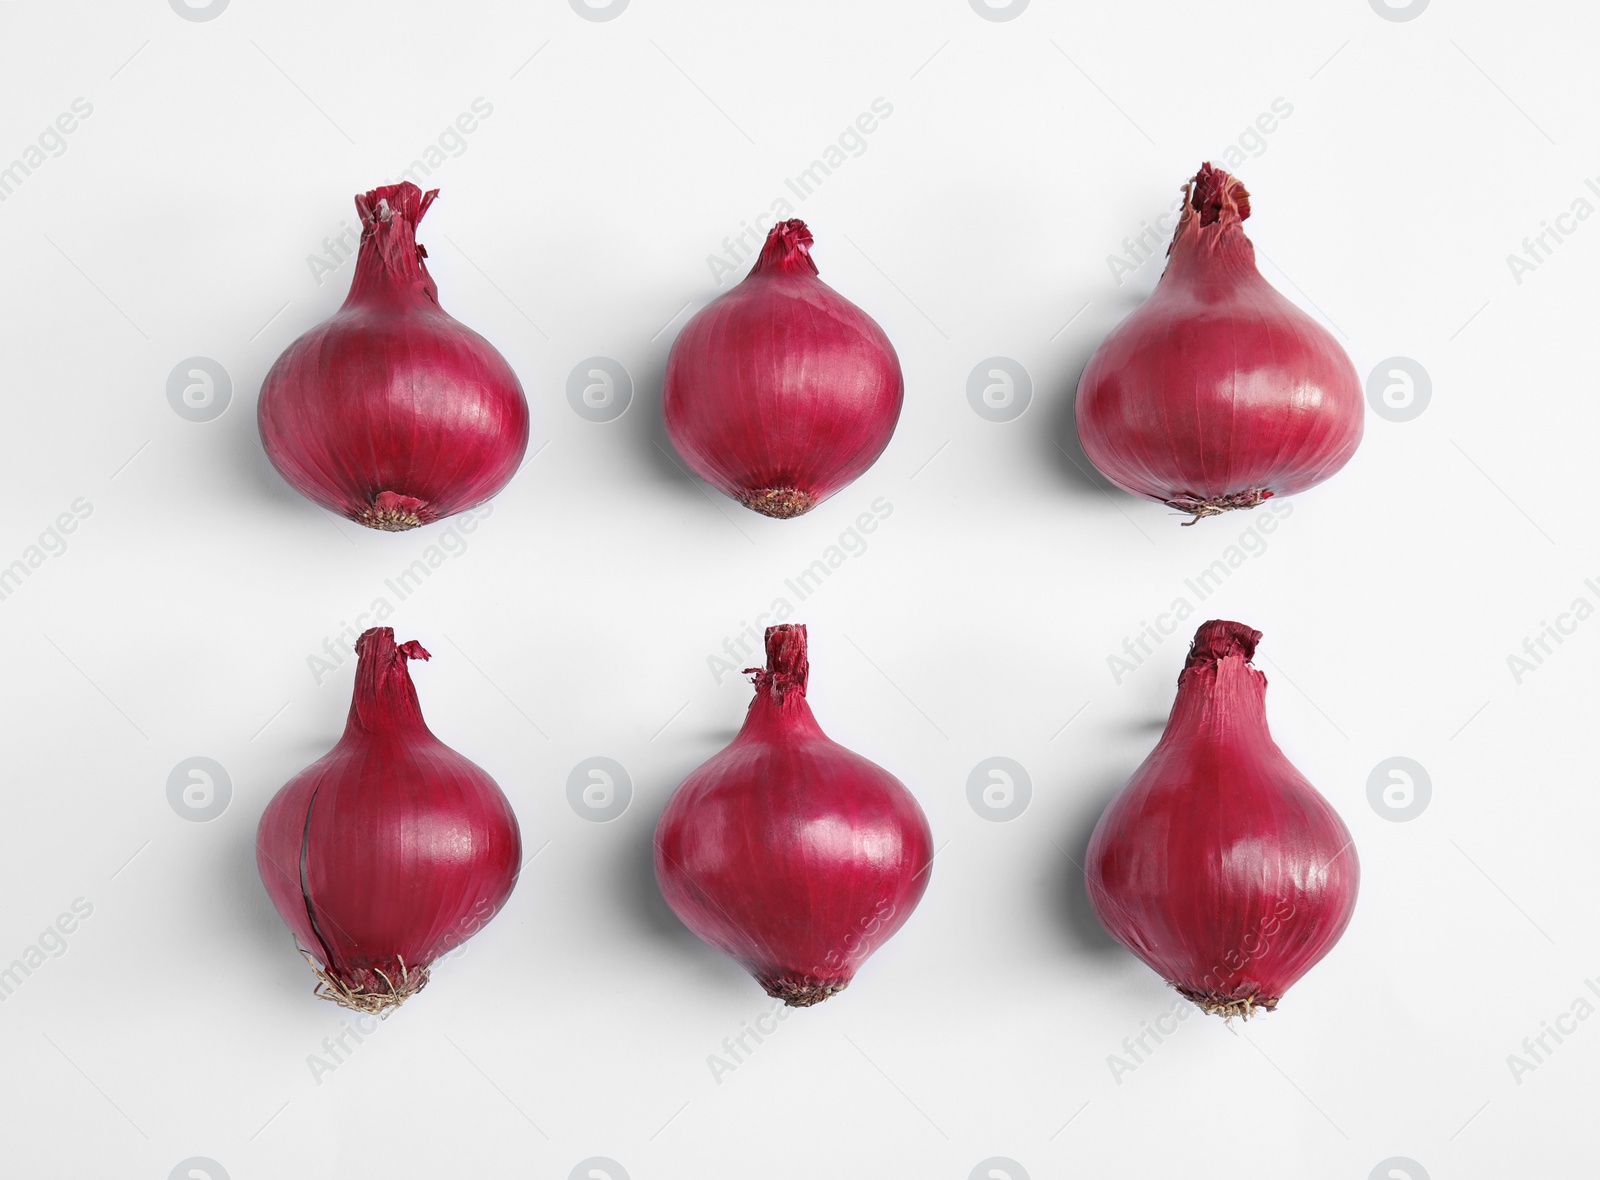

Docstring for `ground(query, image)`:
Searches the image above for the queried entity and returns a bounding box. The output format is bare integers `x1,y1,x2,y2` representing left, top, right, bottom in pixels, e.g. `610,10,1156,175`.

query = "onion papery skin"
1075,164,1363,523
1085,621,1358,1018
654,625,933,1005
255,628,521,1013
663,220,904,519
258,183,530,532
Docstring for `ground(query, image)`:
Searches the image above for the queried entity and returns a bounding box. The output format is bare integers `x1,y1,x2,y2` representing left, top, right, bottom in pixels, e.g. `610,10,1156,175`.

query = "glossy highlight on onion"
259,182,530,532
1076,164,1363,523
663,220,904,519
256,628,521,1013
1085,621,1358,1018
654,624,932,1005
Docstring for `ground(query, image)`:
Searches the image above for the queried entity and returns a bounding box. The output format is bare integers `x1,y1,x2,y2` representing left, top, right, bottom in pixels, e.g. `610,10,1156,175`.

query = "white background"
0,1,1593,1177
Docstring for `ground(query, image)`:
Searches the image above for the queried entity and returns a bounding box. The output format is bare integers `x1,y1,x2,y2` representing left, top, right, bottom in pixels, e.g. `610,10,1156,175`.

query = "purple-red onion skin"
256,628,520,1007
1085,621,1358,1016
654,625,932,1005
1076,165,1363,520
663,220,903,519
259,183,530,532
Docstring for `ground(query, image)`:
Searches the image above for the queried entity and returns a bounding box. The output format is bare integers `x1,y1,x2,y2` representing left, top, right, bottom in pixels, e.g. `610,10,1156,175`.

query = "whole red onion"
654,625,932,1005
256,628,521,1012
1085,621,1358,1018
663,220,903,519
1076,164,1363,523
258,183,530,532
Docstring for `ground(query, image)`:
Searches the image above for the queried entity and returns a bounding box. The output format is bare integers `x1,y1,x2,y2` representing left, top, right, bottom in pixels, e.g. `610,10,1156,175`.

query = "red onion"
663,220,903,519
256,628,520,1012
258,183,530,532
654,625,932,1005
1076,164,1363,523
1085,621,1358,1018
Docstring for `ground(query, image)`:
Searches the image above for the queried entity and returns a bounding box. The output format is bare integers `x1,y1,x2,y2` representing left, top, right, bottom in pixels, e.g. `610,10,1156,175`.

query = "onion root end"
1177,985,1279,1021
303,950,430,1016
1164,487,1272,525
759,973,848,1008
740,487,817,519
355,491,431,532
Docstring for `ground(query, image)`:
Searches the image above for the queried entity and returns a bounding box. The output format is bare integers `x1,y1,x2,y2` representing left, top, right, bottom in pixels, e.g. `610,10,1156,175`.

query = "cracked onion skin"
255,628,520,1013
1085,621,1358,1018
663,220,904,519
654,625,932,1006
258,182,530,532
1075,164,1363,523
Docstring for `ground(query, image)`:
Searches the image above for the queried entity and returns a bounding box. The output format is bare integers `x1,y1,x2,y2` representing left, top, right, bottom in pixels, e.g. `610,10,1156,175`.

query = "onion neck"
1163,620,1271,745
345,627,432,739
347,182,441,307
740,624,825,738
751,219,819,278
1162,162,1260,288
